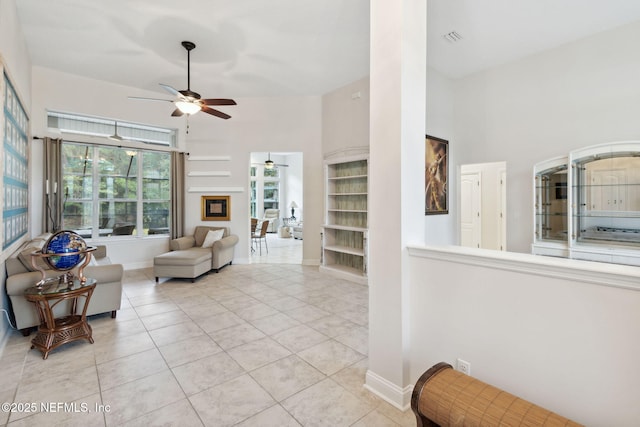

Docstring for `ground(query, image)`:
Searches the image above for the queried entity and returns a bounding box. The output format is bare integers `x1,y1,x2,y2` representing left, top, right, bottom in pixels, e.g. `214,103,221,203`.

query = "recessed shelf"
327,174,368,180
327,209,368,213
324,245,365,256
187,155,231,161
322,154,369,284
188,171,231,177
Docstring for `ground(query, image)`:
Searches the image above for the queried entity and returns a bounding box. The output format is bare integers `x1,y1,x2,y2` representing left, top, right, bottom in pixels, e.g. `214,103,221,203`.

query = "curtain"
42,137,63,233
170,152,186,239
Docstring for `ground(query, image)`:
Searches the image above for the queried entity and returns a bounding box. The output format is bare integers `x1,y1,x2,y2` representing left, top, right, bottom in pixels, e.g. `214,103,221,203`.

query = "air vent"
442,31,463,43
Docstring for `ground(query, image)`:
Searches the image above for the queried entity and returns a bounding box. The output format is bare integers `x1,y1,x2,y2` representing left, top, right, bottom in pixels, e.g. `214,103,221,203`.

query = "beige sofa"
153,226,239,282
5,235,124,335
263,209,280,233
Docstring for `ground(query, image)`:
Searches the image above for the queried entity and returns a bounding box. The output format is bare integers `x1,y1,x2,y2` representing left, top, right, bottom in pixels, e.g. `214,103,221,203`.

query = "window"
263,167,280,210
250,163,280,217
48,111,176,147
61,142,170,238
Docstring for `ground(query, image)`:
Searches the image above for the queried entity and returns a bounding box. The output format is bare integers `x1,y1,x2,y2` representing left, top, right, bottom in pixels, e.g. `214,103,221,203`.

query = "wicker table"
24,278,96,359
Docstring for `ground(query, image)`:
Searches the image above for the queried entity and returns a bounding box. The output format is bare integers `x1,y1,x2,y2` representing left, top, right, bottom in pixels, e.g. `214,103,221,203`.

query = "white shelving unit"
320,154,369,285
532,141,640,266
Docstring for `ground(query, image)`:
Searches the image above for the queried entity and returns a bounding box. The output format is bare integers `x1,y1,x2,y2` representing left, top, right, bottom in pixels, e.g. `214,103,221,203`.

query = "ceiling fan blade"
128,96,173,103
159,83,181,97
202,99,237,106
201,106,231,120
171,108,184,117
179,89,201,100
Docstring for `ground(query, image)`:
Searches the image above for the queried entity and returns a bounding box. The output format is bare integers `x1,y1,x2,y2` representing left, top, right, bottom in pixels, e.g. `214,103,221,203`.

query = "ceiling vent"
442,31,463,43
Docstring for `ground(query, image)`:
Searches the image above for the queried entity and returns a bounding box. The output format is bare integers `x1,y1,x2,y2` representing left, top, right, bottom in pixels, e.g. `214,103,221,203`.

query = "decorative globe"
42,230,87,271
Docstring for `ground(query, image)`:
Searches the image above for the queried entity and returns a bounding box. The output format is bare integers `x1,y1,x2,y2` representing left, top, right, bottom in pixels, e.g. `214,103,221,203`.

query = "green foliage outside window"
61,143,171,236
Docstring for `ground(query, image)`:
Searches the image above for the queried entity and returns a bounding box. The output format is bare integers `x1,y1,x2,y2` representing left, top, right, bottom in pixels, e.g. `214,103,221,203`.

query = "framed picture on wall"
425,135,448,215
201,195,230,221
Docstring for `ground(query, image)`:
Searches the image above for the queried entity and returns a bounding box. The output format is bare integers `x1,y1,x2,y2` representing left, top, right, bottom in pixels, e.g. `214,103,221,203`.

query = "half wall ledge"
407,244,640,292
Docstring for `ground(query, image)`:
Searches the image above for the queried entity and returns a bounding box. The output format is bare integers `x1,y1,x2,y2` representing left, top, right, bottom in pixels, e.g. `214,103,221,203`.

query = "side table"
24,278,96,359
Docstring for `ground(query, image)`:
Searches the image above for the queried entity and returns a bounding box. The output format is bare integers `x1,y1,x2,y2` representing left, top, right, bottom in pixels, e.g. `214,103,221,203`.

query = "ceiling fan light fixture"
175,101,201,115
264,160,275,169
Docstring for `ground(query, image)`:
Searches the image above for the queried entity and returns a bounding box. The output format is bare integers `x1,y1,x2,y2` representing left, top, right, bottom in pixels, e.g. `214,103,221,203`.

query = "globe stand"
30,247,97,289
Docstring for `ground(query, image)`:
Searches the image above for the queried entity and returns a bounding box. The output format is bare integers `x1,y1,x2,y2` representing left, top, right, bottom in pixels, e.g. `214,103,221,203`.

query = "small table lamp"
289,201,298,220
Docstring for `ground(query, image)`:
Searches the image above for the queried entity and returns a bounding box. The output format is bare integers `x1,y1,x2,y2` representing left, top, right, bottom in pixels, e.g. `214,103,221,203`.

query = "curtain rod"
32,136,185,153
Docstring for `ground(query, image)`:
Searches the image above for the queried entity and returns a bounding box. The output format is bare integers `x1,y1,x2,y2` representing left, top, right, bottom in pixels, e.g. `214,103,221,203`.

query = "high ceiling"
14,0,640,99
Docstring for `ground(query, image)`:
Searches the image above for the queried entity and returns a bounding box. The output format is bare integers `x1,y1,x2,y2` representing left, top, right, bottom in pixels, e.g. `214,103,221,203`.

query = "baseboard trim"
302,258,320,266
364,369,413,411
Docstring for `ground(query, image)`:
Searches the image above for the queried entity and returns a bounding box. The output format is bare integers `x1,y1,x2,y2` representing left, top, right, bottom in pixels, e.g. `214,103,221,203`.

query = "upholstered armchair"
262,209,280,233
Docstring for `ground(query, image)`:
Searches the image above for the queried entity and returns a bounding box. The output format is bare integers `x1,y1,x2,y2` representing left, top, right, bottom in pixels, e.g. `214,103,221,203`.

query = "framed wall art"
425,135,448,215
201,195,230,221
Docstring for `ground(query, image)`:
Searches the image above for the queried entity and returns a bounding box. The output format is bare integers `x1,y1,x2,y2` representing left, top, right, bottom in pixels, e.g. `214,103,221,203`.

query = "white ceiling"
14,0,640,99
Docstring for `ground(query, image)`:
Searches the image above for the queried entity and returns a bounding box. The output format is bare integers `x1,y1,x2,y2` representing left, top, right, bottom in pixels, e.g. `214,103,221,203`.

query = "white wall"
184,98,322,265
322,77,370,157
408,246,640,426
425,67,456,245
30,67,324,267
454,20,640,253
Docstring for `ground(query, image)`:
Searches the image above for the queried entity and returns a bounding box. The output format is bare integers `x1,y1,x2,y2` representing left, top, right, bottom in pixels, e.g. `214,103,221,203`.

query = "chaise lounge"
153,226,239,282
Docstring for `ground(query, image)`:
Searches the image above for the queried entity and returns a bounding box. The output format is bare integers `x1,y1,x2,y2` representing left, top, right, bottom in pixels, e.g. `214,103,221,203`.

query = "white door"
499,170,507,251
460,172,481,248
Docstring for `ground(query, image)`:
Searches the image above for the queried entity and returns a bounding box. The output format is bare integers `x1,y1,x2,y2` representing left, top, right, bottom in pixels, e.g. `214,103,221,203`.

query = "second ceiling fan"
130,41,236,119
252,153,289,169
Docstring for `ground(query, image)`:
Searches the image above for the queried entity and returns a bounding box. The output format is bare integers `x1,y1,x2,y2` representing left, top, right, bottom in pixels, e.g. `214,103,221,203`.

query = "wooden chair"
250,218,258,252
252,220,269,255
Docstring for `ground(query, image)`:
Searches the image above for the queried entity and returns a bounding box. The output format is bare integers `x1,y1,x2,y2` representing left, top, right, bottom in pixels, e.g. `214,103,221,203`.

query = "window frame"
61,141,172,239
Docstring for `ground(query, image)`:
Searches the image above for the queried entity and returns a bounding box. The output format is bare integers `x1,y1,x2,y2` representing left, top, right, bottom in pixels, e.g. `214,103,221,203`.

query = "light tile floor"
0,264,415,426
251,233,302,264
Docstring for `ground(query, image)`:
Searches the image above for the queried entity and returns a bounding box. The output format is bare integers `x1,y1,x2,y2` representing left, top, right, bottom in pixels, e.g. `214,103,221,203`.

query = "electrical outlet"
456,358,471,375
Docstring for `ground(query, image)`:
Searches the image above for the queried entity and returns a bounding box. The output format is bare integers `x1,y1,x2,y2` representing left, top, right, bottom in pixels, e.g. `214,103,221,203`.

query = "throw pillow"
201,229,225,248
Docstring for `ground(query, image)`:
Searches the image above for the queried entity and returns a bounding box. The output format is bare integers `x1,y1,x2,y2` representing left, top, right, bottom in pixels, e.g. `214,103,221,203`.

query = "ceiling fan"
252,153,289,169
129,41,236,119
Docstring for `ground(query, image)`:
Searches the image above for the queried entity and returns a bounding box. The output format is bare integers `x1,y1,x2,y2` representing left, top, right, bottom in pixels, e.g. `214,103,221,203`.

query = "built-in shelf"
188,171,231,177
187,155,231,162
324,245,365,256
322,224,368,232
532,141,640,266
321,153,369,285
328,174,368,180
188,187,244,193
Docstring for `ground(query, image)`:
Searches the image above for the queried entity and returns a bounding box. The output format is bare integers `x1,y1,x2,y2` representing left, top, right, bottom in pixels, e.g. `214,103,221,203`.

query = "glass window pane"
100,201,136,235
144,202,170,235
143,151,170,200
62,144,93,199
264,168,279,178
62,201,93,234
98,147,138,199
